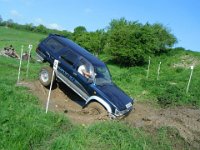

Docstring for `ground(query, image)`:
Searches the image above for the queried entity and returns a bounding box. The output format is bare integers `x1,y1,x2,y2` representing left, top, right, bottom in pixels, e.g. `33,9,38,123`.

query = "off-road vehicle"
36,34,134,118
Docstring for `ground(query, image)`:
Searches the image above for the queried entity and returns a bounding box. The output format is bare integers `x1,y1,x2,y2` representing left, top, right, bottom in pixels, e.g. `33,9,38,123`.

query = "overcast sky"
0,0,200,51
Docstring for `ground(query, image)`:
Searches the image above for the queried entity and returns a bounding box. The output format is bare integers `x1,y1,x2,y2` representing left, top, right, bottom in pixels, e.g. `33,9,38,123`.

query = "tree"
0,15,2,23
151,23,177,54
104,18,177,66
24,23,34,31
84,31,103,54
61,30,72,39
0,15,4,26
73,26,87,41
72,28,106,54
34,24,48,34
6,19,14,27
105,18,145,65
73,26,87,34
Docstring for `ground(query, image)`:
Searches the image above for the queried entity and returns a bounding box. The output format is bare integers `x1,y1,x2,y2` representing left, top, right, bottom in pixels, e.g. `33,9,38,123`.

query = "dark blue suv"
36,34,134,118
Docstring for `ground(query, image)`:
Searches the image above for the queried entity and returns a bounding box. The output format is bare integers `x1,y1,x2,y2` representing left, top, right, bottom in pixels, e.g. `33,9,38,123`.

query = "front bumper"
36,50,45,62
108,107,133,119
108,105,133,119
115,106,133,117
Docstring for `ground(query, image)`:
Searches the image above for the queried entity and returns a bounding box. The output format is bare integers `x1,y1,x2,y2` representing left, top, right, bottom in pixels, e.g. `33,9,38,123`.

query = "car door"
73,58,95,95
56,50,89,100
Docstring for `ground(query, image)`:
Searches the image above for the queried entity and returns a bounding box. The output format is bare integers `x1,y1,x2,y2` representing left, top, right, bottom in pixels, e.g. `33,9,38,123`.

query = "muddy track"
19,81,200,149
124,104,200,148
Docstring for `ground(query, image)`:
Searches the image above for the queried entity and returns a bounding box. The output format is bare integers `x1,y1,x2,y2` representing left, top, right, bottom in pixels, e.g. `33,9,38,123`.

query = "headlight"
126,102,132,108
115,106,133,117
115,109,121,116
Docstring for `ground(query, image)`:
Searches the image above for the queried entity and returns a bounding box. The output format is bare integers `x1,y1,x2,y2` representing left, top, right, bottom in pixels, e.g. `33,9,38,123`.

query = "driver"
78,63,91,78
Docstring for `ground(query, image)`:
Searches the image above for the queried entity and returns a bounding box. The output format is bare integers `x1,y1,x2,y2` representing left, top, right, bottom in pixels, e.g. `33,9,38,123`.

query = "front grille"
115,107,132,116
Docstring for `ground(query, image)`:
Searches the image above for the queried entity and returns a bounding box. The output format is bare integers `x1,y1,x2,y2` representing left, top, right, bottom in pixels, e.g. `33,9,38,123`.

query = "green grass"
0,27,194,149
0,56,187,150
101,49,200,107
49,122,185,150
0,26,46,57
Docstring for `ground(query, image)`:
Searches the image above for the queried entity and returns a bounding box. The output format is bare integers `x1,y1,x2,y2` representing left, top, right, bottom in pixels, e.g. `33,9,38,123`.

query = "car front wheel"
87,102,107,116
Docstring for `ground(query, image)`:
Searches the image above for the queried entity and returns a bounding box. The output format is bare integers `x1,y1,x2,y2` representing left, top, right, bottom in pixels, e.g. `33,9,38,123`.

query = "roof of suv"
49,34,105,67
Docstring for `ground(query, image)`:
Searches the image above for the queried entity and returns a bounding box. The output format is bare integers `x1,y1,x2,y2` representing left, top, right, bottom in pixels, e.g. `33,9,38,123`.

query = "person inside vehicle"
78,63,91,78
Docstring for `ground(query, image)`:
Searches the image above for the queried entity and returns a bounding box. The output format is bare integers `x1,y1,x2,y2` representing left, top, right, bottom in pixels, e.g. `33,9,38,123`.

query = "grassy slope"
0,57,184,150
103,50,200,107
1,26,199,107
0,26,46,57
0,27,192,149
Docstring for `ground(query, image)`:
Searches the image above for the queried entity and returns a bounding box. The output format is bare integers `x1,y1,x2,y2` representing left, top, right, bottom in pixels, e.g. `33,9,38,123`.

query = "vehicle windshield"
94,66,112,85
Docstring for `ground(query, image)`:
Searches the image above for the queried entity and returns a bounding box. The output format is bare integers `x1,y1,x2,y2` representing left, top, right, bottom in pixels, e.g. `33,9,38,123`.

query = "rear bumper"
36,51,45,62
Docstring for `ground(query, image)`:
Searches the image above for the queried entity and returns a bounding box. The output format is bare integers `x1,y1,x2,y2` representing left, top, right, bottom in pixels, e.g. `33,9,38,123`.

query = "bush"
105,18,177,66
175,67,184,73
157,85,188,108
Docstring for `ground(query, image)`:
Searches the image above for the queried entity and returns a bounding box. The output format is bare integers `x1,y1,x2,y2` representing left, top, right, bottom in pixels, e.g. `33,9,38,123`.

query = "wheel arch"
86,96,112,114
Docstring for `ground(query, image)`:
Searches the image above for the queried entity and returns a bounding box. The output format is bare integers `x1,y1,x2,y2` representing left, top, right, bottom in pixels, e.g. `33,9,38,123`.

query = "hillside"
0,27,200,149
107,49,200,107
0,26,46,57
1,26,200,107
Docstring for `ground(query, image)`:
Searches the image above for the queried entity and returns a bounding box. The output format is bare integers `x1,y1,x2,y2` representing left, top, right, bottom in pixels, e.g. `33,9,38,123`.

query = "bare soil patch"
19,80,200,149
124,103,200,149
19,81,108,124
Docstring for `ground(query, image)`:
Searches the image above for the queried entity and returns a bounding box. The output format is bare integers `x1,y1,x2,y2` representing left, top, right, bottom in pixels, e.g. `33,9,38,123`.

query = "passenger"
78,63,91,78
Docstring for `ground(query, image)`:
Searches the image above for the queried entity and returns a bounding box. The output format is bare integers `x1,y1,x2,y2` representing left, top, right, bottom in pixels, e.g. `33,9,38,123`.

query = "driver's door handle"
46,52,50,57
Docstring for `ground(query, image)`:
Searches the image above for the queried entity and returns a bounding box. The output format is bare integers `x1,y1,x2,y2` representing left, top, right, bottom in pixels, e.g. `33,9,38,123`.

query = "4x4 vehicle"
36,34,133,118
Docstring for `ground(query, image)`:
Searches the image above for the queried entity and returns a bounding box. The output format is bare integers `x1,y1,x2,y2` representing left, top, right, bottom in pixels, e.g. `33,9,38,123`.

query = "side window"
61,51,78,67
77,59,94,79
46,38,64,52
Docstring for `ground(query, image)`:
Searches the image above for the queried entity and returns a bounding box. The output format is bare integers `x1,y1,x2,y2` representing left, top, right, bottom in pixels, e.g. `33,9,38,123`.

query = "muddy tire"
87,102,107,116
39,66,55,87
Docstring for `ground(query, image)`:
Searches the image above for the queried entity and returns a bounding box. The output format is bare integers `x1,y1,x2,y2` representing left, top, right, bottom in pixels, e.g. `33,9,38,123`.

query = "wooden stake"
45,70,55,113
17,45,23,83
186,66,194,93
26,44,32,78
157,62,162,80
45,60,59,113
146,56,151,79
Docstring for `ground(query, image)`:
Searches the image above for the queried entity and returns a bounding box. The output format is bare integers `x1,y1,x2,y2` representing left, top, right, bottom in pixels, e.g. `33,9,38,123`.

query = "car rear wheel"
39,66,55,87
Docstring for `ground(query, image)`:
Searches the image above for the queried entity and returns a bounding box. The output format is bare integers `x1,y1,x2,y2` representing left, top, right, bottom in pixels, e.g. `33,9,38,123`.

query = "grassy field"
0,26,46,57
0,56,188,149
0,26,197,149
103,49,200,107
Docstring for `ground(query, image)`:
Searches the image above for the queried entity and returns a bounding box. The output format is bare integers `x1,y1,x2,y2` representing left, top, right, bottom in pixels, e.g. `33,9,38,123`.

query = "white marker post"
157,62,162,80
17,45,24,83
26,44,33,78
146,56,151,79
186,66,194,93
45,59,59,113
